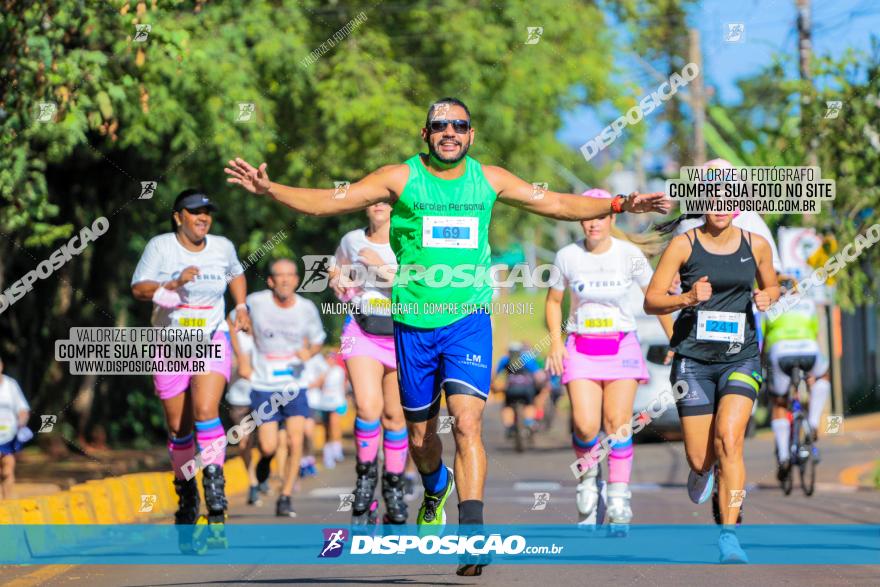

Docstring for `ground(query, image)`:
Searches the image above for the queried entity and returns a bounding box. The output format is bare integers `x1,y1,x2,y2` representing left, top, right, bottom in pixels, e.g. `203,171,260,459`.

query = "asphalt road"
5,400,879,586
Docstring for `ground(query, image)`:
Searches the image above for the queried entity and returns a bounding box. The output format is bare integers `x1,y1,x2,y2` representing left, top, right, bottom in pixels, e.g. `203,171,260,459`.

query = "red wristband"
611,195,626,214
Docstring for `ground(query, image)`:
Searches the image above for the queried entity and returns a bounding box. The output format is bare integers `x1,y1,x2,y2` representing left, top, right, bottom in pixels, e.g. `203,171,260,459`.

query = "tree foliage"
1,0,626,443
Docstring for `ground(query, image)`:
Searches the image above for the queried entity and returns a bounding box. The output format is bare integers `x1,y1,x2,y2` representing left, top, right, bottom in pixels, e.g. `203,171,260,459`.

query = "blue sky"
558,0,880,163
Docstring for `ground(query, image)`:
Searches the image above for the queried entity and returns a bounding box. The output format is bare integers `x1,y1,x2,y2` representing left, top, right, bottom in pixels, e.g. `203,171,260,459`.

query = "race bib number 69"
422,216,479,249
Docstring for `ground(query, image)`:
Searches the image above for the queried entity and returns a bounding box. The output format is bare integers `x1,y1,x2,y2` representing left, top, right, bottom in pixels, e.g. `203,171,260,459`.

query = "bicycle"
777,355,817,497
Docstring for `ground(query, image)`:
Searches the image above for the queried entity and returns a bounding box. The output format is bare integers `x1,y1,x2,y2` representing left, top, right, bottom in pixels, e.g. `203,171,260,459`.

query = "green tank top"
390,154,497,328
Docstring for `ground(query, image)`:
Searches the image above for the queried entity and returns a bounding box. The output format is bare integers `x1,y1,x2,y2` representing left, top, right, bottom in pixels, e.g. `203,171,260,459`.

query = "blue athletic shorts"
0,439,23,456
393,312,493,422
251,388,309,423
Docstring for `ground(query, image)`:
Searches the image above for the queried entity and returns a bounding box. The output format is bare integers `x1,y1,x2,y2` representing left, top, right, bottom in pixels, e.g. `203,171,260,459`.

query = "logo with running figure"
38,415,57,433
525,27,543,45
728,489,746,508
319,528,348,558
531,182,548,201
724,23,745,43
531,492,550,511
138,494,158,513
824,101,843,119
298,255,333,293
437,416,455,434
139,181,157,200
337,493,355,512
333,181,351,200
36,102,58,123
825,414,843,435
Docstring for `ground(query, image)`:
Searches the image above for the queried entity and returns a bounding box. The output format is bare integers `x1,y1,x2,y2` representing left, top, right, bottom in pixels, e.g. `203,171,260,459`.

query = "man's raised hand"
225,158,271,195
623,191,671,214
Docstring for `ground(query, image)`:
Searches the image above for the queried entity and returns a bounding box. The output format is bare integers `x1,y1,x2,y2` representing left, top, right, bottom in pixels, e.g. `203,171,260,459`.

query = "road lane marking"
6,565,76,587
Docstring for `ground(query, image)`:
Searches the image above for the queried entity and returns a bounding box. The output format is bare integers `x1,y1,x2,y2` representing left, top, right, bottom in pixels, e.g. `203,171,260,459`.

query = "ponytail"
610,224,665,257
653,213,703,236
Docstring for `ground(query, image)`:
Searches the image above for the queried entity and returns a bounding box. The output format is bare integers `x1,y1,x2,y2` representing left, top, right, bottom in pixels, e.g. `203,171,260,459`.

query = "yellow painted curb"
67,490,96,524
36,493,73,524
70,483,115,524
839,460,877,488
93,478,135,523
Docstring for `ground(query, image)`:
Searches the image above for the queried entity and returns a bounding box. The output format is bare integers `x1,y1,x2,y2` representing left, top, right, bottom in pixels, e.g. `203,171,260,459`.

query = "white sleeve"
323,367,346,394
550,250,568,291
629,246,653,288
306,302,328,346
131,237,165,285
225,238,244,279
10,379,29,412
335,233,353,266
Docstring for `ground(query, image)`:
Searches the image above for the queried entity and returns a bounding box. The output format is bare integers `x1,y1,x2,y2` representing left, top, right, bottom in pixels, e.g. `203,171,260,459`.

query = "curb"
0,456,250,525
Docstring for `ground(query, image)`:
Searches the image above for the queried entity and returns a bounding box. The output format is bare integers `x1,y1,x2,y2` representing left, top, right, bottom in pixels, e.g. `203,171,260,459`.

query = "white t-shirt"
552,238,653,334
0,375,29,443
245,290,326,392
226,330,254,407
131,233,243,334
676,212,781,271
334,228,397,316
304,355,347,411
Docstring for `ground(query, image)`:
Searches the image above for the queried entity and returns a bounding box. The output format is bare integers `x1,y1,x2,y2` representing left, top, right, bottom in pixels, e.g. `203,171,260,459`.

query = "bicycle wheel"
796,416,816,496
513,403,525,453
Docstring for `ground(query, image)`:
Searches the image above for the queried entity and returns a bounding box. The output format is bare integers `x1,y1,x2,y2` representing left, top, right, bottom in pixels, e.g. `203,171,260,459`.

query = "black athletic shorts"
670,354,762,417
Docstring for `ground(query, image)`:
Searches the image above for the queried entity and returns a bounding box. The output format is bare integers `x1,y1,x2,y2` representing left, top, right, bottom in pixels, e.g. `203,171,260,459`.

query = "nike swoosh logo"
740,257,752,263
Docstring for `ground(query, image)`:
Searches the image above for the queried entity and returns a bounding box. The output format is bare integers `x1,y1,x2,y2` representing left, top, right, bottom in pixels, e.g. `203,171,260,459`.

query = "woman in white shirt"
546,188,674,530
131,189,250,536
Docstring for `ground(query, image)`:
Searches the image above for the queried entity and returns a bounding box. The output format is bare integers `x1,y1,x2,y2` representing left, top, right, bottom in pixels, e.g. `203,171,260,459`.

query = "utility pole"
688,28,706,165
797,0,842,415
797,0,818,167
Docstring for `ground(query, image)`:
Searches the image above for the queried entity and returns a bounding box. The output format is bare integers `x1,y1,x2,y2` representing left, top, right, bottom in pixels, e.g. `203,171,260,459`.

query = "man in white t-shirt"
231,258,326,518
0,357,31,499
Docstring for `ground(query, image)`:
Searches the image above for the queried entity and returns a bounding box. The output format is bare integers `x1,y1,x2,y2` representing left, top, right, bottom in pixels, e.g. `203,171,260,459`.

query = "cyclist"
491,342,546,440
546,188,674,529
225,97,669,575
132,189,249,542
644,207,779,563
331,202,409,526
0,356,31,499
764,278,830,481
225,322,262,505
232,258,326,518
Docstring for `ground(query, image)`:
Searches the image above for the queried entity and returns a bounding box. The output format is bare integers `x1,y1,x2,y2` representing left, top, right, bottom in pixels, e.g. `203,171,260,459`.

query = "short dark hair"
426,97,471,127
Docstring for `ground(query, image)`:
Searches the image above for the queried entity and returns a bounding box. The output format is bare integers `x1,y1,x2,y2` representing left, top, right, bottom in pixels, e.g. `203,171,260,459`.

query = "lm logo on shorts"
463,353,486,368
319,528,348,558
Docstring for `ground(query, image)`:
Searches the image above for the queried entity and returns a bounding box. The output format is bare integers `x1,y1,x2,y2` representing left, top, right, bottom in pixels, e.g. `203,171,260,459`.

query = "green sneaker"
417,467,455,528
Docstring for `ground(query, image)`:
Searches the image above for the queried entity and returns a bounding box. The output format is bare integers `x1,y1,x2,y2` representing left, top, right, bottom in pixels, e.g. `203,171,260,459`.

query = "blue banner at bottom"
0,524,877,565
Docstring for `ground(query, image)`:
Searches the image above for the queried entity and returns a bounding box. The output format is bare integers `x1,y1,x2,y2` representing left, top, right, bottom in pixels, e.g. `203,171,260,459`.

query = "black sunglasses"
428,119,470,134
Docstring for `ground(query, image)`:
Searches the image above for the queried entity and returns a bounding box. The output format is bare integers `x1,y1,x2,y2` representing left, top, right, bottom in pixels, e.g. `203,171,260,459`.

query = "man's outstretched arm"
225,158,407,216
486,166,671,220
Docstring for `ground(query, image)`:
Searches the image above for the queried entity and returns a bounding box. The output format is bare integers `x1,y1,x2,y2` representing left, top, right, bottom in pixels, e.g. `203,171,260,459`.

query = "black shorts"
670,355,762,417
504,390,536,407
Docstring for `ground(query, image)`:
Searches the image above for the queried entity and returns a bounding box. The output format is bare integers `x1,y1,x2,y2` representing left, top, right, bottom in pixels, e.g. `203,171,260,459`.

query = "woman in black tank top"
644,213,778,556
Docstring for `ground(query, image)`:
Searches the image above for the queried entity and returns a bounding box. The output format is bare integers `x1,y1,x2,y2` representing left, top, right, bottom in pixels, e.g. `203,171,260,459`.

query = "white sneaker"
576,466,602,526
606,482,633,524
323,446,336,470
333,441,344,462
718,531,748,564
687,466,715,504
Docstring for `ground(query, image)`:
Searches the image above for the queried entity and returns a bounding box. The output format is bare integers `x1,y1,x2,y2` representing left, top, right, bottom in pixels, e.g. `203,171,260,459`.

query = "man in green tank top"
226,97,669,575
